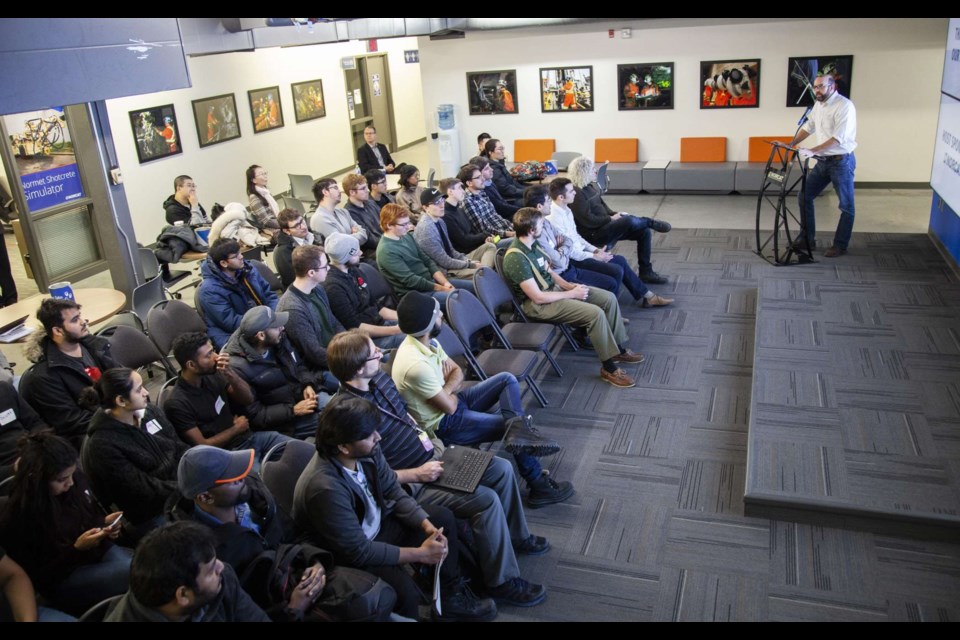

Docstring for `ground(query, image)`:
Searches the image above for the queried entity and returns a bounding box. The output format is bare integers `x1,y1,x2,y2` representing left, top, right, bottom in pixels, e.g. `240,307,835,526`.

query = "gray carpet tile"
501,229,960,620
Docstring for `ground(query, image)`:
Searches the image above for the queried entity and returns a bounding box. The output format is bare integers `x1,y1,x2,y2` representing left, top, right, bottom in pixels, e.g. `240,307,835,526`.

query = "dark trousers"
367,503,459,618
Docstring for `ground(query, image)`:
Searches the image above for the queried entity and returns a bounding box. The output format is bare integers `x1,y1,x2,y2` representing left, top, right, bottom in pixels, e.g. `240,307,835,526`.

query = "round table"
0,288,128,335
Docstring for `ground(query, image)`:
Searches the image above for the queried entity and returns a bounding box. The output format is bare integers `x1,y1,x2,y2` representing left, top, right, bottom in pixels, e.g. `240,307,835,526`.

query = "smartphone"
105,513,124,530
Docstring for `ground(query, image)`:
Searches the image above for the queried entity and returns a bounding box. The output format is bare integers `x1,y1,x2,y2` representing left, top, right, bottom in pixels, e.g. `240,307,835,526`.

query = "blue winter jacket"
197,258,278,349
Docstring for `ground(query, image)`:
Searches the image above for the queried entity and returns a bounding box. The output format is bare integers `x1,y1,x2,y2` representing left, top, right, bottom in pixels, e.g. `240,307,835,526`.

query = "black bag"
239,543,396,621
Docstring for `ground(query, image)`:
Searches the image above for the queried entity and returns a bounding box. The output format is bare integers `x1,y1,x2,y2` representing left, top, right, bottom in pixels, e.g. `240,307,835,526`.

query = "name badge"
537,257,545,267
418,431,434,452
214,396,226,415
0,408,16,426
145,419,163,435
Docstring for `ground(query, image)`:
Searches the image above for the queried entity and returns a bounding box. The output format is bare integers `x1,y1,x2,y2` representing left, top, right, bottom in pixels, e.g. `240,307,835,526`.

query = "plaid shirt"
463,190,513,236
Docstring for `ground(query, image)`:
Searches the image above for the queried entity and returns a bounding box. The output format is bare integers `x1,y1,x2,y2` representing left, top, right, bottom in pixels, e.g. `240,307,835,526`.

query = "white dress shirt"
548,201,598,262
802,91,857,155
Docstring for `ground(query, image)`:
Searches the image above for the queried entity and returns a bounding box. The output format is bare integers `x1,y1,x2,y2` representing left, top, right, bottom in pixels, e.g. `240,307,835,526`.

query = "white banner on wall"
931,18,960,215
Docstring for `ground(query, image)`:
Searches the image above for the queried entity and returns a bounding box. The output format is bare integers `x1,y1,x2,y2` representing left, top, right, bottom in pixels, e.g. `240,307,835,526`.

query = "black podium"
755,141,816,266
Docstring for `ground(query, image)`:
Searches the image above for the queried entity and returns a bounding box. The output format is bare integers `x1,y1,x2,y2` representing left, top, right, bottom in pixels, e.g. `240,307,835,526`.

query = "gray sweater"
412,214,472,272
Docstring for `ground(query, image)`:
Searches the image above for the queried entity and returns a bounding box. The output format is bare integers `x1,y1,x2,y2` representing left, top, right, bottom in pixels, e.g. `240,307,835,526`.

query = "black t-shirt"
68,346,103,383
163,374,246,449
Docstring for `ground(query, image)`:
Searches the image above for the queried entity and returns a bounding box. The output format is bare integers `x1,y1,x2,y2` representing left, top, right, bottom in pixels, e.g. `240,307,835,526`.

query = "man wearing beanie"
391,291,575,508
172,445,395,621
323,233,405,350
412,185,481,283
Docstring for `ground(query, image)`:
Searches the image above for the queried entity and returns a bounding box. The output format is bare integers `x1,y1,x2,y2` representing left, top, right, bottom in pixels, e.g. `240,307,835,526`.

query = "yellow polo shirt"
390,334,447,436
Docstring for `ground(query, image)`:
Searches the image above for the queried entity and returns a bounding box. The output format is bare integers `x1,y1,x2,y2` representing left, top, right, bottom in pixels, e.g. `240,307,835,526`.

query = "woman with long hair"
245,164,281,235
0,431,130,616
395,164,424,221
80,368,188,541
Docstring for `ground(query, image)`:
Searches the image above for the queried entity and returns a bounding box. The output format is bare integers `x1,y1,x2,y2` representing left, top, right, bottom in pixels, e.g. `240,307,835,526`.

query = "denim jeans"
243,430,293,472
587,216,655,273
570,255,649,300
429,278,475,307
436,372,542,482
800,153,856,250
52,544,132,616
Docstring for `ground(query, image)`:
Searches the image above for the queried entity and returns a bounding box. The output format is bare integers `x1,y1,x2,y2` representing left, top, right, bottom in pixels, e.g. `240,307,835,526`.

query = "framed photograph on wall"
128,104,182,164
786,55,853,107
466,70,518,115
539,66,593,112
191,93,241,148
247,86,284,133
700,59,761,109
291,79,326,123
617,62,674,110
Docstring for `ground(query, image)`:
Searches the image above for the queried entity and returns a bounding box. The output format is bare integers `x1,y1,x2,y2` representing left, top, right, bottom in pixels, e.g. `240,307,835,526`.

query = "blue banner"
20,163,84,211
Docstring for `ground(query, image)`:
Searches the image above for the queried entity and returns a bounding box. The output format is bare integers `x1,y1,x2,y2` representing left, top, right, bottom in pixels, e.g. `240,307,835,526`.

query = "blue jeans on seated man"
570,255,649,300
800,153,856,250
586,217,655,274
429,278,475,306
52,544,132,616
436,372,542,483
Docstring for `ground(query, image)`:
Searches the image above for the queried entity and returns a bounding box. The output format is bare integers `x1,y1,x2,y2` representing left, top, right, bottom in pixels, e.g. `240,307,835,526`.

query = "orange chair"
513,139,555,163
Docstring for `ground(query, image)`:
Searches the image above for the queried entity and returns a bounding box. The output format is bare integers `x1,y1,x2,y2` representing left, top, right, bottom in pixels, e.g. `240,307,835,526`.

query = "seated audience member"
391,292,575,507
245,164,281,235
20,298,115,448
471,156,520,220
395,165,424,220
502,207,644,389
274,208,319,289
171,446,396,621
328,330,551,606
568,156,672,285
376,203,470,305
166,332,290,464
476,132,492,157
81,368,189,538
364,169,395,211
104,521,269,622
357,125,396,174
0,546,75,622
442,174,498,266
277,245,344,374
323,233,405,350
412,185,481,286
523,185,621,297
543,182,673,308
198,238,279,349
0,382,46,482
292,394,498,621
458,164,516,239
0,432,130,616
164,175,211,227
481,139,525,204
224,306,329,439
309,178,368,247
343,174,383,256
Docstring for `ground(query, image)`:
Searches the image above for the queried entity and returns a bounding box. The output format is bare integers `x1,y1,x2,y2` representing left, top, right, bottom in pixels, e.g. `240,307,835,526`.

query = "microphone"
797,106,812,127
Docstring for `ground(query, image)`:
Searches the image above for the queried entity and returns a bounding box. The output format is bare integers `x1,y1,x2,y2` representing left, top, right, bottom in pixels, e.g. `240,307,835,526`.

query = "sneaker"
612,349,645,364
649,219,672,233
527,474,576,508
641,294,674,308
436,579,498,622
488,577,547,607
823,246,847,258
600,367,636,388
504,415,562,458
515,534,551,556
639,270,668,285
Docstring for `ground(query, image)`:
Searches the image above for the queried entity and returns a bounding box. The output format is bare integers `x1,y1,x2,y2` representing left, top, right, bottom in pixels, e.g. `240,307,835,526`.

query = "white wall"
418,18,946,183
106,36,424,242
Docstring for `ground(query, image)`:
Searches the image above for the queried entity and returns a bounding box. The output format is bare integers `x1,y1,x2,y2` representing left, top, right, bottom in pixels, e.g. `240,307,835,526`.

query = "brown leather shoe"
600,367,636,388
641,294,674,308
823,246,847,258
612,349,645,364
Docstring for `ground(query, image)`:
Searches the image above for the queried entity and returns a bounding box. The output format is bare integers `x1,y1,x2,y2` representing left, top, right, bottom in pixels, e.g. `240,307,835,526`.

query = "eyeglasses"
366,347,383,361
393,220,412,228
287,219,306,229
314,262,330,272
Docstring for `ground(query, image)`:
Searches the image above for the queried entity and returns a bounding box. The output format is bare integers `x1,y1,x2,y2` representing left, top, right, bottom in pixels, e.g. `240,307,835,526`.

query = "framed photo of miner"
191,94,241,149
786,55,853,108
617,62,674,110
700,59,761,109
129,104,182,164
291,79,327,123
466,70,519,115
539,66,593,112
247,86,285,133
